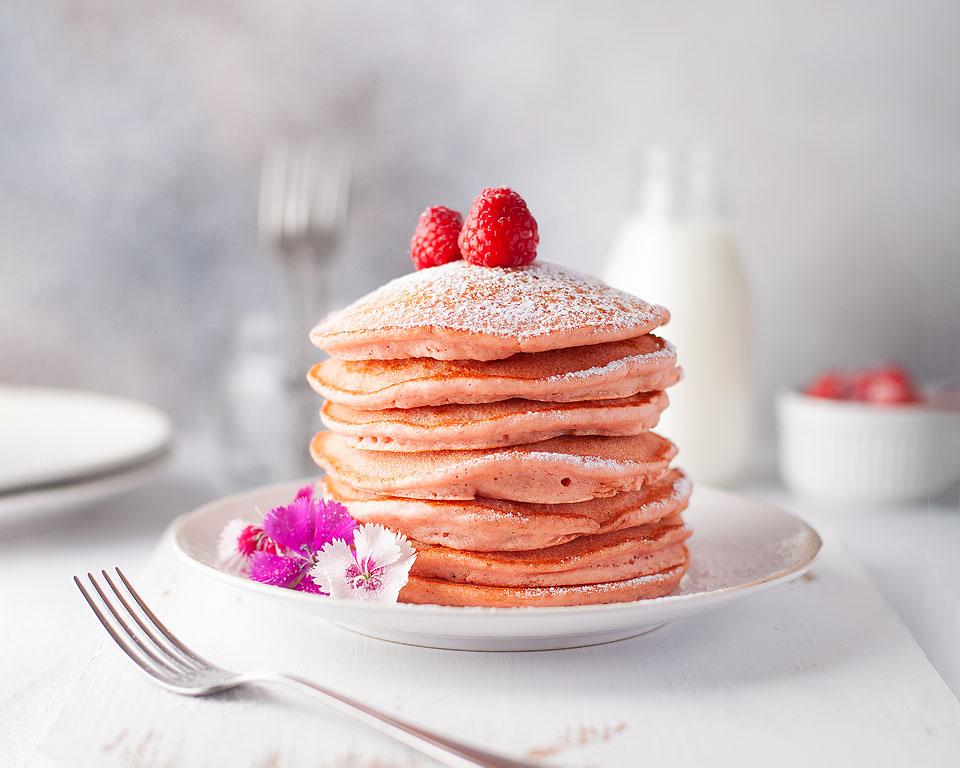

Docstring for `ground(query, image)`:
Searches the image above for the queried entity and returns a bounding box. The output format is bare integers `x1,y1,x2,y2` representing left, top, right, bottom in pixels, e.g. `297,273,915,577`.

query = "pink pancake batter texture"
308,334,681,410
311,432,676,504
308,260,691,607
311,261,669,361
321,468,691,552
320,391,669,452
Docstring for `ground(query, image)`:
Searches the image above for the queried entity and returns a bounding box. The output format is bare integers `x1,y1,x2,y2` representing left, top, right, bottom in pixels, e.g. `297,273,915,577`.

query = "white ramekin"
777,390,960,503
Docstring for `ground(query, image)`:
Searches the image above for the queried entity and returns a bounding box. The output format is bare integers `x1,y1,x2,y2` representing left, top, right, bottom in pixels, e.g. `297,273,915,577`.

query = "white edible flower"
310,523,416,602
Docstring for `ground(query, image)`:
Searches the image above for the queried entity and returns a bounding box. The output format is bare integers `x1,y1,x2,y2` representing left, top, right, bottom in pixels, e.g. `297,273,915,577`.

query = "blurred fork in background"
253,135,351,478
259,134,351,383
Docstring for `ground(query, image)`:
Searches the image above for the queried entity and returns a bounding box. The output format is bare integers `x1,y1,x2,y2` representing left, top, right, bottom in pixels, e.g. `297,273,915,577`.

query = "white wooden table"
2,436,958,767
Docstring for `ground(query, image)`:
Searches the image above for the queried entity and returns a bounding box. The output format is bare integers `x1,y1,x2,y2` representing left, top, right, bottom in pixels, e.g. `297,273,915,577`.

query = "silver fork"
75,568,536,768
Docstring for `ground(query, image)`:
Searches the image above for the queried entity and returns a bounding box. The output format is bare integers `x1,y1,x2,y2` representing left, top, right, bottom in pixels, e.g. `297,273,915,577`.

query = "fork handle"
241,671,535,768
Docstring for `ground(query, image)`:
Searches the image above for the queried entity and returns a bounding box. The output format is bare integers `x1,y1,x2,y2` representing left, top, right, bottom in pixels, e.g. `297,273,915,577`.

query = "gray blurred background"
2,0,958,441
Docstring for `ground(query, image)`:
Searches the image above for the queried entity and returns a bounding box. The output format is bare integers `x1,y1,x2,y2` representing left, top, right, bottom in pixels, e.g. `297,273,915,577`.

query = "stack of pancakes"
308,261,691,607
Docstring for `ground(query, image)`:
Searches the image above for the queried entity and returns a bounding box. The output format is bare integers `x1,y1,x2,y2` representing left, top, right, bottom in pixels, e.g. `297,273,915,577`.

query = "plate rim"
0,384,174,495
172,479,823,618
0,447,173,522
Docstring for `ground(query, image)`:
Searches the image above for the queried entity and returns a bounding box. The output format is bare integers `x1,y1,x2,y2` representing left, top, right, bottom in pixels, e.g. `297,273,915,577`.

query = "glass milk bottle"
604,147,752,485
219,312,290,487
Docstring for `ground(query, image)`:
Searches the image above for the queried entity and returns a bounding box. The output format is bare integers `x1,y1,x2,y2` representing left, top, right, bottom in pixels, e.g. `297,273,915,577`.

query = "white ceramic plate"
0,449,172,525
173,481,822,651
0,386,173,494
0,386,173,525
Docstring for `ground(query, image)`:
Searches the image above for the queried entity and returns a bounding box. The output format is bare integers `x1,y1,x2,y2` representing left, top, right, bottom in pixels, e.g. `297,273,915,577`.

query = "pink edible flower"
217,519,282,575
249,552,324,593
247,485,358,592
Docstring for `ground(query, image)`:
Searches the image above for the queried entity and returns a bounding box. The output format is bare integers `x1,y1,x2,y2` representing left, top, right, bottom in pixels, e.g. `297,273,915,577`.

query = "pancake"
311,432,677,503
399,561,688,607
321,469,691,551
320,391,668,452
310,261,669,361
308,334,680,410
409,516,691,587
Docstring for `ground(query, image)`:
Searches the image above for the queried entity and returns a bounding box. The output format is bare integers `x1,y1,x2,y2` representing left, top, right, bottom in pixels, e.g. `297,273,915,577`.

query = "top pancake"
310,261,669,361
308,334,680,410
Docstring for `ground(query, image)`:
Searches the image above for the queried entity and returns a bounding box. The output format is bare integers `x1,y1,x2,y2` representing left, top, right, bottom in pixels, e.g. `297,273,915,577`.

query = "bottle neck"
635,147,727,222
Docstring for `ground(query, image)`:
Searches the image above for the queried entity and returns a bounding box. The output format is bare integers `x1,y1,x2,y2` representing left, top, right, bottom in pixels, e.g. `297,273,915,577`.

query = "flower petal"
249,552,302,588
293,574,327,594
295,485,315,501
309,539,356,598
374,563,416,603
217,519,250,566
313,524,416,603
354,523,410,570
263,495,315,553
312,498,358,551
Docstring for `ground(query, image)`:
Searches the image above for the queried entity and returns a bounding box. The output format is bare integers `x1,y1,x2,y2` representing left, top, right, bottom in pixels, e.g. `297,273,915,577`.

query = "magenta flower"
248,485,357,593
217,519,282,574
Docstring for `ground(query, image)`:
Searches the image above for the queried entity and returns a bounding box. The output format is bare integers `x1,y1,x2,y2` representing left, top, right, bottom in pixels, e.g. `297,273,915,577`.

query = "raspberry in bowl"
778,365,960,502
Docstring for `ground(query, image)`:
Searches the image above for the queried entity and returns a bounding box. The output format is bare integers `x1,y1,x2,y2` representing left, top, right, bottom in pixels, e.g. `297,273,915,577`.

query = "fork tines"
74,568,214,685
258,135,352,249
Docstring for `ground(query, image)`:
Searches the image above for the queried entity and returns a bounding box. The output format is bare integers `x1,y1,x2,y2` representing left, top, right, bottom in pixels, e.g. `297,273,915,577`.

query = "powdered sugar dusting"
518,565,683,597
627,473,692,516
547,340,677,382
316,432,675,485
334,445,660,478
469,450,652,473
671,474,693,500
313,261,666,342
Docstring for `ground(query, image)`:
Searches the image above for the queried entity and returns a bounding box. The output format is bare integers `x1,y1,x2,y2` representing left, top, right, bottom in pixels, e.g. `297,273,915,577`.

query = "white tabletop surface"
1,435,958,767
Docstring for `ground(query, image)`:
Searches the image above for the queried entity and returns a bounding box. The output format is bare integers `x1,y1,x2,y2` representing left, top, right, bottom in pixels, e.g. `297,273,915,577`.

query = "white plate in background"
0,449,172,525
0,386,173,524
174,481,822,651
0,386,173,494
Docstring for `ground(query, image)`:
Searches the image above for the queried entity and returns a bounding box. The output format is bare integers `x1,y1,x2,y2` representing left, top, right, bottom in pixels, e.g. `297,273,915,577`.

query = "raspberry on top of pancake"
310,261,669,361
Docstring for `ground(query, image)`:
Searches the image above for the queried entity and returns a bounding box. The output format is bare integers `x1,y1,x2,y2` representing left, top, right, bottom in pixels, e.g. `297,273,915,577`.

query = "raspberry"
849,371,873,401
805,371,850,400
855,365,919,405
458,187,539,267
409,206,464,270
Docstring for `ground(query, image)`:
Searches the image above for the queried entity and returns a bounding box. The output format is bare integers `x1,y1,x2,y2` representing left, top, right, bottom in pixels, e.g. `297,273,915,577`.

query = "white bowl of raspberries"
777,365,960,502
